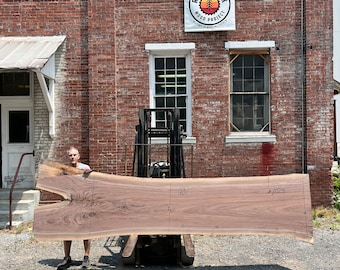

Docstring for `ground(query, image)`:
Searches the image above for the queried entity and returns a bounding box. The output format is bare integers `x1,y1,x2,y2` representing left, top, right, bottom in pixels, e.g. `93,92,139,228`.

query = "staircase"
0,189,40,229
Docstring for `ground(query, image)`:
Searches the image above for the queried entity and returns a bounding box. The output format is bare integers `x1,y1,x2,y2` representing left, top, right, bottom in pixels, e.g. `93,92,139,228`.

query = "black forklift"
121,108,194,266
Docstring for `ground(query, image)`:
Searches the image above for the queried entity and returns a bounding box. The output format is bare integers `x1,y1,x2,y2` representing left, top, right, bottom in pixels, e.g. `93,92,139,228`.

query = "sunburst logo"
189,0,231,26
200,0,220,15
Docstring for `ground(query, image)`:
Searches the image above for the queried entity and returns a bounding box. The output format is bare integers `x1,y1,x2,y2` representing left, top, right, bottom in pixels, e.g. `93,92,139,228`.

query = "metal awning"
0,36,66,70
0,36,66,138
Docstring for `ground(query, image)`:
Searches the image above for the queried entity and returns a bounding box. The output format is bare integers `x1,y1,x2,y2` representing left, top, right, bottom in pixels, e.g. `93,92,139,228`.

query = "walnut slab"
33,172,313,242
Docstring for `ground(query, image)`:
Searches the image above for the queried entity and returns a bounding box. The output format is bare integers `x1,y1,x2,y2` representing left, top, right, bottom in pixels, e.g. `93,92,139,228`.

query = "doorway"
0,71,35,189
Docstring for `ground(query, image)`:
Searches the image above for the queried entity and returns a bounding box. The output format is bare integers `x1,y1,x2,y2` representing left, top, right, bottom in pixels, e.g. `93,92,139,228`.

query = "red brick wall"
0,0,91,160
305,0,334,206
0,0,334,207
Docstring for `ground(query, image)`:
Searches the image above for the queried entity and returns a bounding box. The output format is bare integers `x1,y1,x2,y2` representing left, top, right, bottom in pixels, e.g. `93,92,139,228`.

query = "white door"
0,72,35,189
1,103,34,188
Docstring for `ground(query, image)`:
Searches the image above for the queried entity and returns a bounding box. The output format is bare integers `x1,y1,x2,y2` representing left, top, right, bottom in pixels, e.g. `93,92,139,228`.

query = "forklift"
121,108,195,266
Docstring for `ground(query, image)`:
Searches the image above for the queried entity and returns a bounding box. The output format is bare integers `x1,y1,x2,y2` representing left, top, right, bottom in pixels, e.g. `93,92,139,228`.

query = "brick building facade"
0,0,334,207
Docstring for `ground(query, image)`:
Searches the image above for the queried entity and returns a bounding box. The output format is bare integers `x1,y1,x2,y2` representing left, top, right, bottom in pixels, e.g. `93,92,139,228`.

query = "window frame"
230,53,270,132
225,41,276,143
0,71,32,98
146,43,196,144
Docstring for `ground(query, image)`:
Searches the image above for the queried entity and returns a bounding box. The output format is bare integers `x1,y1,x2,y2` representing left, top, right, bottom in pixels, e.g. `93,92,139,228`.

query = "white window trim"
145,43,196,144
225,40,275,50
225,132,276,143
225,40,276,144
145,43,195,54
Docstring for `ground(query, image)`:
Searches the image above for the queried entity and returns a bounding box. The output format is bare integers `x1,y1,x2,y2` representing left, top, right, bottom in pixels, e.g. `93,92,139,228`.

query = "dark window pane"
233,81,243,92
180,108,186,120
156,71,165,82
244,119,253,130
166,58,175,69
263,123,269,131
232,55,242,67
177,87,186,94
0,72,30,96
257,95,264,105
180,121,186,132
177,58,186,69
9,111,29,143
244,105,253,118
156,111,166,120
177,96,186,107
255,55,264,66
166,71,175,83
255,68,264,79
177,70,186,84
255,80,264,92
244,56,253,66
166,97,175,107
244,81,254,92
233,118,242,131
177,76,186,84
233,68,242,79
232,107,242,119
155,97,165,107
155,58,164,69
232,99,243,118
256,107,264,118
244,95,253,106
232,95,242,105
156,121,165,128
167,87,175,95
155,84,165,95
244,68,253,79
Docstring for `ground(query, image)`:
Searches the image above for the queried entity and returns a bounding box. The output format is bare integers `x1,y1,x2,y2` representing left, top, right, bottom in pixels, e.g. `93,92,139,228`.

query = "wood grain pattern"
33,172,313,242
37,160,84,178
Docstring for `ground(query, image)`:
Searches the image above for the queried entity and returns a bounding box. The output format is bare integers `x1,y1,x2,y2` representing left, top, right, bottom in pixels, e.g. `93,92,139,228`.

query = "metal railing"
9,151,35,230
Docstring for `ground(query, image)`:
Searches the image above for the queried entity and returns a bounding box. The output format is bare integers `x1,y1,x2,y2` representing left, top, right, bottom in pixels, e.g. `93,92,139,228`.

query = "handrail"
9,151,35,230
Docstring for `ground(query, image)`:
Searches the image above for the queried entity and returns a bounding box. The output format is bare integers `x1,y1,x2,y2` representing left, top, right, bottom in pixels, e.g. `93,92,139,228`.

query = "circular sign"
189,0,231,26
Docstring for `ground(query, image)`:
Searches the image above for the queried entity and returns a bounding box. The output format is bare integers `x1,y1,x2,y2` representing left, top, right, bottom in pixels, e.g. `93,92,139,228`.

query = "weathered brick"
0,0,333,207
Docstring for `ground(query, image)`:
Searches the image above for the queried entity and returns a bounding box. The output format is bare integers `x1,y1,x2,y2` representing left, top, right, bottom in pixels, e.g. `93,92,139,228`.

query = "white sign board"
184,0,236,32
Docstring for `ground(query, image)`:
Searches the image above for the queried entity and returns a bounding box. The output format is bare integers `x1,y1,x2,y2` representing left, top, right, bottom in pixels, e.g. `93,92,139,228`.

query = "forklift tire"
180,246,194,266
122,249,136,265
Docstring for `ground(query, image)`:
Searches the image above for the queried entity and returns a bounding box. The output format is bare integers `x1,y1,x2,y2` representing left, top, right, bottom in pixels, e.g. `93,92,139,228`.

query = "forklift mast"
132,108,185,178
122,108,194,266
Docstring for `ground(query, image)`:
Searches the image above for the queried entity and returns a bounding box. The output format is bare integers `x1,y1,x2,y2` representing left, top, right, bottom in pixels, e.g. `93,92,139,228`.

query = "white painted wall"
334,0,340,82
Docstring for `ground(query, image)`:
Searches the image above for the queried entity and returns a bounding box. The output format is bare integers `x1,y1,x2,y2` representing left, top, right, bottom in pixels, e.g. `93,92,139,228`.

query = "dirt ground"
1,217,340,270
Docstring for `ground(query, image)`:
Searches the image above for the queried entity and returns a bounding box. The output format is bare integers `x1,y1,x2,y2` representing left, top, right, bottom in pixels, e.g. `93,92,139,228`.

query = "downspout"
301,0,307,173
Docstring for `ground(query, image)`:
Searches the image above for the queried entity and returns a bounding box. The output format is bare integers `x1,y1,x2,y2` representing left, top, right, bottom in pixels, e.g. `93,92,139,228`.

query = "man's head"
68,147,80,166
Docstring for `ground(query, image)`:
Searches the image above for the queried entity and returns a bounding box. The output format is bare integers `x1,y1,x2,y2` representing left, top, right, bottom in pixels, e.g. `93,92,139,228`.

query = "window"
9,111,30,143
146,43,195,139
230,54,269,132
225,41,276,143
0,72,30,96
154,56,187,131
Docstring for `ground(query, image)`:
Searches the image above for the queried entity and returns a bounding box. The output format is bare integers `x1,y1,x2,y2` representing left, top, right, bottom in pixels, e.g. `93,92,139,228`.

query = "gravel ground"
0,224,339,270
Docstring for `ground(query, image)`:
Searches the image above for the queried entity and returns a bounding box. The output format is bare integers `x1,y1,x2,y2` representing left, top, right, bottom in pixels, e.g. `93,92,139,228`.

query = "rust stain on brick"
261,143,274,176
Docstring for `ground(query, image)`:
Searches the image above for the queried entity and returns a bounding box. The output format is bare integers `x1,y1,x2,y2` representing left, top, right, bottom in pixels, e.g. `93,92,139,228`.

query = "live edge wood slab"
33,171,313,243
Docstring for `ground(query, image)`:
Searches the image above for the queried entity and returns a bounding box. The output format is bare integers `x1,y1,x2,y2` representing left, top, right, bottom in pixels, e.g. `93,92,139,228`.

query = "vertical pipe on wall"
301,0,307,173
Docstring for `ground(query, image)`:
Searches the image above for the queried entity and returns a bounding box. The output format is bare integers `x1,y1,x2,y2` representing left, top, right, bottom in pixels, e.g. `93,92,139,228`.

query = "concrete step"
0,199,36,211
0,209,31,222
0,189,40,203
0,220,23,229
0,189,40,229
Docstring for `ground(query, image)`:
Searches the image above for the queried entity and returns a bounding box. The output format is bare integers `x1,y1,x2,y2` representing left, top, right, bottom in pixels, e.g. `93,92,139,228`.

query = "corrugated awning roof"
0,36,66,69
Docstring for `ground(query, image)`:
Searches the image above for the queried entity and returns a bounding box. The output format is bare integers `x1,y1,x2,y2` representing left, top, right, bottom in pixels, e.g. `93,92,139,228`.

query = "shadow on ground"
38,236,292,270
